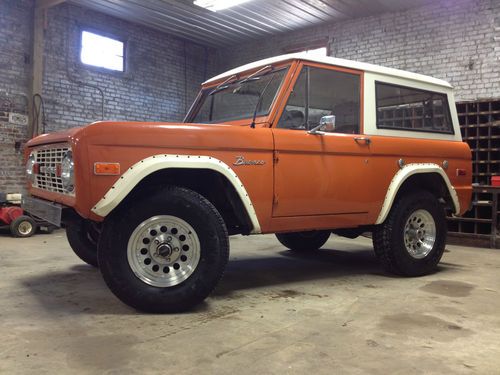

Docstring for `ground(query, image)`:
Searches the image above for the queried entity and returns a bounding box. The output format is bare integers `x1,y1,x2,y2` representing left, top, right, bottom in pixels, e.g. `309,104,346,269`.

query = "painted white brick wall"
217,0,500,101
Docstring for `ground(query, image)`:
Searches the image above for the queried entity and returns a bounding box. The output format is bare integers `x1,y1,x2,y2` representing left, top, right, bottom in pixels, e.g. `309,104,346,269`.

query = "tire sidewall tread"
10,216,36,238
276,230,331,251
373,191,447,276
66,223,99,267
98,185,229,313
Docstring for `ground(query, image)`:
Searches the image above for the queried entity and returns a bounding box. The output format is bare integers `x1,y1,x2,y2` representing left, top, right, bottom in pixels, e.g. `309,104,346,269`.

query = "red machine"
0,193,56,237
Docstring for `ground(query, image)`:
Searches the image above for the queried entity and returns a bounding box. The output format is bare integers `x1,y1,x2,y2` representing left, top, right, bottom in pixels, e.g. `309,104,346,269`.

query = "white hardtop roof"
204,52,452,89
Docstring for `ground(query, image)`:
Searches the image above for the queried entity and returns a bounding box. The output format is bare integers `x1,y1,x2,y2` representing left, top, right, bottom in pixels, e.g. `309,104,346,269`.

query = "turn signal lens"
94,162,121,175
456,169,467,176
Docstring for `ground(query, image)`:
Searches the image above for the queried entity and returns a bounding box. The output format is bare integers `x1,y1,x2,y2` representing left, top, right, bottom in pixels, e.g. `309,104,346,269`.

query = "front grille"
32,144,73,196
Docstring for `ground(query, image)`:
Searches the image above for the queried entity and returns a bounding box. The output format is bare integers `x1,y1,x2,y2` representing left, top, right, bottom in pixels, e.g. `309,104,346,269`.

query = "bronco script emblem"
233,156,266,166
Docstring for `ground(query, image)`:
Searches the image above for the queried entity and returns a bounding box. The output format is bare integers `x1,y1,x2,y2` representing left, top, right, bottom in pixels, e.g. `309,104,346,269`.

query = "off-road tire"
66,222,99,267
372,191,446,276
97,186,230,313
276,230,331,251
10,216,37,238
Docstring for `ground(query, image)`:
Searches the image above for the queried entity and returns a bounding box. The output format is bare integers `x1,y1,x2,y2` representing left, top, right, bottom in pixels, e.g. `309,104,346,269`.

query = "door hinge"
273,193,279,205
273,150,279,164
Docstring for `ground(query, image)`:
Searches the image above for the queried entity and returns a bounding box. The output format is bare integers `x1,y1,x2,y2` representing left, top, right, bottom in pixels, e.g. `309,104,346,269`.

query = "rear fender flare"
375,163,459,225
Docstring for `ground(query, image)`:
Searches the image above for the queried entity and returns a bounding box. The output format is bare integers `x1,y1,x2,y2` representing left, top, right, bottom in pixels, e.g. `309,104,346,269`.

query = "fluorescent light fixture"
194,0,253,12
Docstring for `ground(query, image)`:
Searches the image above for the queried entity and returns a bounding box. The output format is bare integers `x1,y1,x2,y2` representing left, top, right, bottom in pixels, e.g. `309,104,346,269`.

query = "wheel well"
114,168,253,235
394,173,455,212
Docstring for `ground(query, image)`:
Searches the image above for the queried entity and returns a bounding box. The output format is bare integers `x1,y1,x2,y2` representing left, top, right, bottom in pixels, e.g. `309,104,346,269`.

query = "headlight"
61,150,74,192
26,153,36,183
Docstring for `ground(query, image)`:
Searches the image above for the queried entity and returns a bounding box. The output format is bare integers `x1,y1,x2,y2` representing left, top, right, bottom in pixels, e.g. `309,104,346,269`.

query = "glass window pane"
278,66,361,134
81,31,124,72
376,83,453,134
192,68,287,124
277,69,307,129
308,67,360,133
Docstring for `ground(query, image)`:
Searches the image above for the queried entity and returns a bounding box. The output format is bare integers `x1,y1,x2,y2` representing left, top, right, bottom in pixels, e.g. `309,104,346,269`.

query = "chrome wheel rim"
127,215,201,287
404,209,436,259
18,221,33,236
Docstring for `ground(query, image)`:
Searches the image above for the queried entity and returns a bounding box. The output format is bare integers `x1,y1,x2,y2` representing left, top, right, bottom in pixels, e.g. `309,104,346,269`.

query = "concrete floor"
0,231,499,374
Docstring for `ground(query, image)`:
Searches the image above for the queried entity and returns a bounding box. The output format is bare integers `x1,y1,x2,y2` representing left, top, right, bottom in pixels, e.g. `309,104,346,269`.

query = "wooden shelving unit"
448,186,499,248
447,99,500,248
457,99,500,185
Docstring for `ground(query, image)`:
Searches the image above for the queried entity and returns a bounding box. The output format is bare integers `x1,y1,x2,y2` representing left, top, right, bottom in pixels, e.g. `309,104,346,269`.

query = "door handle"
354,137,371,145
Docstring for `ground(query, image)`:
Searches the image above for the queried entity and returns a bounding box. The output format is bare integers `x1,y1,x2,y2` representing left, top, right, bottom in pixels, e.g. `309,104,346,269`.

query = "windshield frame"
184,62,293,126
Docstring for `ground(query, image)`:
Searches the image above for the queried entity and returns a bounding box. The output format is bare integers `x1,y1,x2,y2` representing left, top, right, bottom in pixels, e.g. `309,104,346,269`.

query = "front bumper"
22,196,63,226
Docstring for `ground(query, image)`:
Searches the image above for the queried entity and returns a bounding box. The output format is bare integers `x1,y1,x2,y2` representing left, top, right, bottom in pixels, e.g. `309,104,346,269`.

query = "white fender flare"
91,154,262,234
375,163,460,225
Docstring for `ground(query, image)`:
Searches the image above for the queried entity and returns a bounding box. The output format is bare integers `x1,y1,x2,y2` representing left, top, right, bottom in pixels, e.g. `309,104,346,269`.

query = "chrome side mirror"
308,115,336,135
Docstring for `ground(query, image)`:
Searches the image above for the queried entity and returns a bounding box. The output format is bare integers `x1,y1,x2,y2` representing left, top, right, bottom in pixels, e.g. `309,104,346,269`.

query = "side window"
376,82,453,134
277,69,307,129
278,66,361,134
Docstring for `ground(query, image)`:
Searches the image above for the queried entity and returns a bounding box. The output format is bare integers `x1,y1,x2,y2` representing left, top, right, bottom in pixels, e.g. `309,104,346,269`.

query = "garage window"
376,82,453,134
80,30,125,72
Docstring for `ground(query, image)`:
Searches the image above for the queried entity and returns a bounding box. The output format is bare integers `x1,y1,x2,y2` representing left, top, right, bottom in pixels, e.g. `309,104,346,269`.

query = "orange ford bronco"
24,53,472,312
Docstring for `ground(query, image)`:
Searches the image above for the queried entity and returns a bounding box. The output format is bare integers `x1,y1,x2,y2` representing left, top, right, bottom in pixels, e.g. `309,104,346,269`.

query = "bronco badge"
233,156,265,166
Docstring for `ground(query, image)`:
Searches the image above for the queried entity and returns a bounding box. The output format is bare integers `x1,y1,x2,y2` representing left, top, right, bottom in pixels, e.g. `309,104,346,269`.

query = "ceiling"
68,0,435,47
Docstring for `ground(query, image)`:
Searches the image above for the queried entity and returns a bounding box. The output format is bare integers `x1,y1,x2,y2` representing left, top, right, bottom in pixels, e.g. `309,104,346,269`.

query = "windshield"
187,67,288,124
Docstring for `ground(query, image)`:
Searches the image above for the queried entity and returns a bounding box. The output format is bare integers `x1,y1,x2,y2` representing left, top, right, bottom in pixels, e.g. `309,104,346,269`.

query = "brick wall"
217,0,500,101
0,0,217,193
0,0,32,193
43,3,217,132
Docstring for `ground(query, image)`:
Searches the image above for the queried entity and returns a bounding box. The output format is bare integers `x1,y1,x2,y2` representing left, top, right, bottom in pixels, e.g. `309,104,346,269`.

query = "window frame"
375,81,455,135
274,61,364,134
79,28,127,74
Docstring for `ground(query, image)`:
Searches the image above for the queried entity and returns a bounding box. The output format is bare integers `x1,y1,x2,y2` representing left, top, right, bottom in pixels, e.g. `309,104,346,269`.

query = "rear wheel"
276,230,331,252
98,186,229,313
10,216,36,238
66,221,100,267
373,191,446,276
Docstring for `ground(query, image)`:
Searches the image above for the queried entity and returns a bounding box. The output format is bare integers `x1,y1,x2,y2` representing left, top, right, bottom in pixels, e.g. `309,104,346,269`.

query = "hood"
26,126,84,147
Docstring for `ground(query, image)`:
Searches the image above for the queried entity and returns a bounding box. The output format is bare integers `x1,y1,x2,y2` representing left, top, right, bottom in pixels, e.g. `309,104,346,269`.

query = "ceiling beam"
36,0,66,10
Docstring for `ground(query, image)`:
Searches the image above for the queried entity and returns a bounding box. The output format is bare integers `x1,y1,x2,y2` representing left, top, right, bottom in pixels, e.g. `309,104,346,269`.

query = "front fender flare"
91,154,261,234
375,163,460,225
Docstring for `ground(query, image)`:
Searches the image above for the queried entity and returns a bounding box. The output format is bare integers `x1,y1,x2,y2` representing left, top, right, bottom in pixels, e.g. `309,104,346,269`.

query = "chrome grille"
32,145,73,196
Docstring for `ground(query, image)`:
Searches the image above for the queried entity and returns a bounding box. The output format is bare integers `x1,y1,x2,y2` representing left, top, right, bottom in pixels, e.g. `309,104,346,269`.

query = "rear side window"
376,82,453,134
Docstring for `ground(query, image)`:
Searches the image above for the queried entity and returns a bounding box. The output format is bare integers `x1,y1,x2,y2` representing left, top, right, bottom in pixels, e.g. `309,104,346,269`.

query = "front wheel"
373,191,446,276
98,186,229,313
66,221,100,267
276,230,331,252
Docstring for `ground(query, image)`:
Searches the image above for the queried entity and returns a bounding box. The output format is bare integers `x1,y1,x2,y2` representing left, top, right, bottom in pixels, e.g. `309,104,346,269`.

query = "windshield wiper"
239,65,273,85
209,65,274,96
209,74,238,96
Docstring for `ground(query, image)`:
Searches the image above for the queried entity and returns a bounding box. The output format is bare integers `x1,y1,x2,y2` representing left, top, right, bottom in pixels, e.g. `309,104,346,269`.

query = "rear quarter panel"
362,72,472,219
